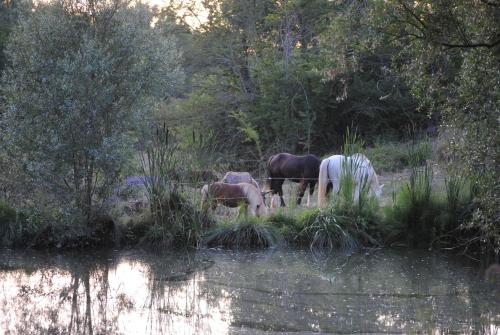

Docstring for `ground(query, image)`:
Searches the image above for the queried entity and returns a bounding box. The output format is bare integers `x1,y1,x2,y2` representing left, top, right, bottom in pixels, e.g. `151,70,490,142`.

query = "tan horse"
221,171,260,189
201,182,267,217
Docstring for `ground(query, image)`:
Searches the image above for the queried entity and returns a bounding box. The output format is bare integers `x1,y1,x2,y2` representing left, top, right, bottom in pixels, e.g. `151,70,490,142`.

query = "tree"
1,0,183,223
359,0,500,251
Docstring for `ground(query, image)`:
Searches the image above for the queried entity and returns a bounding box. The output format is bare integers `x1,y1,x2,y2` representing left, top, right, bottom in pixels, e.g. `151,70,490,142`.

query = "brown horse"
266,153,321,207
200,182,267,217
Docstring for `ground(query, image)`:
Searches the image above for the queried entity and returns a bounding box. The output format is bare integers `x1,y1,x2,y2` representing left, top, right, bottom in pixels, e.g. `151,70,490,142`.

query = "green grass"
384,165,476,249
139,191,212,249
204,217,278,249
364,140,432,173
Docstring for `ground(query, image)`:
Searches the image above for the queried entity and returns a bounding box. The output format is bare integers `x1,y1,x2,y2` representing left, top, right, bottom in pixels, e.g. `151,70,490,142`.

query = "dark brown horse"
266,153,321,207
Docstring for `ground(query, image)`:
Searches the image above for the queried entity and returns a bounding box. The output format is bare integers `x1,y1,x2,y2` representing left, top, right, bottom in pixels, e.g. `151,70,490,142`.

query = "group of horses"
200,152,383,218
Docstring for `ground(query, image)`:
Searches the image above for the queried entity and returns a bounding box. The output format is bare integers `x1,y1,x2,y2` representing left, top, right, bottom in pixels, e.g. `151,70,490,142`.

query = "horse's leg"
278,183,286,207
307,181,316,207
297,180,307,206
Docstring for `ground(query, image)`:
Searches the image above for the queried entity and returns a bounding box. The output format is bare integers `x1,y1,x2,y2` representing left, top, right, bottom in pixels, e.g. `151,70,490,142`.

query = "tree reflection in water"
0,249,498,334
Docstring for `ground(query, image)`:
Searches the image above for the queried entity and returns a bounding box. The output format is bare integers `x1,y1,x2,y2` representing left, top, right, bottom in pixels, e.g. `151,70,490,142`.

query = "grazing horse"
317,154,383,207
200,182,267,217
266,153,321,207
221,171,260,189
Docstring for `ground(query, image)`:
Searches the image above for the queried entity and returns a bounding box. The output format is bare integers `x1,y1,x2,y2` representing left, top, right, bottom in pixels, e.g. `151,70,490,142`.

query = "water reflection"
0,248,498,334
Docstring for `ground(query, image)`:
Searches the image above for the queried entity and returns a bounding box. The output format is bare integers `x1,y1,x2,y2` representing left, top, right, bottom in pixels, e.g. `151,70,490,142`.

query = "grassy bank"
0,132,491,257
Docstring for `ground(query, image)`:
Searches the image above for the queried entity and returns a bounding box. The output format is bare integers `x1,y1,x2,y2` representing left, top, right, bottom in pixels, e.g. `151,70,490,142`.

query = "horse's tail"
264,154,276,190
317,158,330,207
266,155,276,175
200,184,209,210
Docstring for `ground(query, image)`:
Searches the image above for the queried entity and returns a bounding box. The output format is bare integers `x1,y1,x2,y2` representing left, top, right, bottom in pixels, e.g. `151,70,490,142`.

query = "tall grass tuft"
298,129,381,252
204,218,277,249
342,127,365,156
386,168,477,249
436,175,476,243
140,124,211,249
266,211,303,244
298,207,358,252
407,128,431,168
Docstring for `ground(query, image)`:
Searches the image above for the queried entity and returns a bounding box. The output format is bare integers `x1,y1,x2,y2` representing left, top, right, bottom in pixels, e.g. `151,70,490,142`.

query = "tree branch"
440,38,500,49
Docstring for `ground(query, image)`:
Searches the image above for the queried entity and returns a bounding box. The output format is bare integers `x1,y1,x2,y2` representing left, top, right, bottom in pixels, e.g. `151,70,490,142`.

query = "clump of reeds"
266,210,303,245
384,133,476,249
300,128,382,252
298,207,358,252
204,218,277,249
139,124,211,249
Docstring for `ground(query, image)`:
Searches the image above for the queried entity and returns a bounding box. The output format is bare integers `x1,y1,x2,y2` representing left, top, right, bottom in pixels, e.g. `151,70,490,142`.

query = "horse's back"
210,182,248,207
222,171,259,189
268,153,320,179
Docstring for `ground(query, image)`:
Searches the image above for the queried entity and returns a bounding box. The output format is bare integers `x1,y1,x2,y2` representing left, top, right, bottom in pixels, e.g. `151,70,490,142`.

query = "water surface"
0,248,498,334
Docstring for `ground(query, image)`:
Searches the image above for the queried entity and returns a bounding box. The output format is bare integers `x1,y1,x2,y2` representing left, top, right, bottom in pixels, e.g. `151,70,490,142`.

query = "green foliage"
363,142,409,172
298,181,381,252
204,217,277,249
140,126,211,249
342,127,365,156
266,211,303,244
386,165,435,247
1,0,183,222
385,166,476,249
369,0,500,252
298,207,358,252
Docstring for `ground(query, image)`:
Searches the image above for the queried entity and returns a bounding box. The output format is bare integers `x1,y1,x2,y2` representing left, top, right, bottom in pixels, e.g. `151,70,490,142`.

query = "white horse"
317,154,383,207
201,182,268,217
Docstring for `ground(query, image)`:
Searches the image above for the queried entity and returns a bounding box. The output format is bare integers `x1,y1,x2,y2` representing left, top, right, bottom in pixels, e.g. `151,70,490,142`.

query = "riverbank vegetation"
0,0,498,259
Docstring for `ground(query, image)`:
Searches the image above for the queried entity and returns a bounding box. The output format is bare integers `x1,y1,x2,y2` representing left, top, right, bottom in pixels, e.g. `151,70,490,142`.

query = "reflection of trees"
0,251,119,335
140,251,227,335
0,249,498,334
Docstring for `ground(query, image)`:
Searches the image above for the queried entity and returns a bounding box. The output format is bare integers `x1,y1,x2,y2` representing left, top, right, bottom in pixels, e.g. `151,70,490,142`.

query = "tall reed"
300,128,381,252
140,124,209,248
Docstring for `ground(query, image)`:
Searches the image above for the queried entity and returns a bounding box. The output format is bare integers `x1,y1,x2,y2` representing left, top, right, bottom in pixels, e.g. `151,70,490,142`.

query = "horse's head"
255,202,268,216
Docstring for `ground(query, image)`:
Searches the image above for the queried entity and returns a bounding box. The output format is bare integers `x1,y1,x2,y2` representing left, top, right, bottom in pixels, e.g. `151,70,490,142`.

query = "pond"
0,248,498,334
